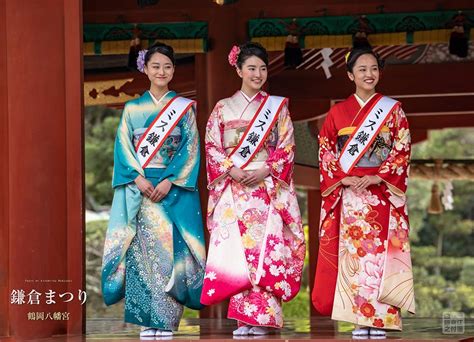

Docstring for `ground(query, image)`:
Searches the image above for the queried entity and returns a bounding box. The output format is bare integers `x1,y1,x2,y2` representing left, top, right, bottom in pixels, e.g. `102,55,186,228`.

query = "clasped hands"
341,175,382,192
229,166,270,187
134,175,172,202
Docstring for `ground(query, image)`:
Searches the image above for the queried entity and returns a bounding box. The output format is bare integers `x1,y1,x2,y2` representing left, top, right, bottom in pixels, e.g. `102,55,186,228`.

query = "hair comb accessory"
345,51,351,64
136,49,148,73
228,45,241,67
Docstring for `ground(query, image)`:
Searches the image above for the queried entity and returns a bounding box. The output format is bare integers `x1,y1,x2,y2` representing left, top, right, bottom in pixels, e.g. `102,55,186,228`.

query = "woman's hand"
341,176,360,187
150,179,172,202
241,166,270,187
353,175,382,191
135,175,154,198
229,167,248,183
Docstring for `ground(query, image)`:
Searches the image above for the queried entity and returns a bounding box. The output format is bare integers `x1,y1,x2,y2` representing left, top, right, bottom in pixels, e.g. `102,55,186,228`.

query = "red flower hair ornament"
228,45,241,67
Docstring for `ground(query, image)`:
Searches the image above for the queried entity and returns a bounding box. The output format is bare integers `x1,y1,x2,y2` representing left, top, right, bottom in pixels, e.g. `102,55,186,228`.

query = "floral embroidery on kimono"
101,91,206,330
312,94,414,331
201,91,305,328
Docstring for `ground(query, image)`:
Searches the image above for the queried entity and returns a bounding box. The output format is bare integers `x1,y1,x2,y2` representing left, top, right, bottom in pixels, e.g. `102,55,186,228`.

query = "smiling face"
237,55,268,94
347,53,380,94
144,52,175,88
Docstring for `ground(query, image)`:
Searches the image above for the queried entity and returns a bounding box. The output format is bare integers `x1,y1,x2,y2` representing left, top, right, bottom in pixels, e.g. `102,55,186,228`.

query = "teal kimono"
101,91,206,330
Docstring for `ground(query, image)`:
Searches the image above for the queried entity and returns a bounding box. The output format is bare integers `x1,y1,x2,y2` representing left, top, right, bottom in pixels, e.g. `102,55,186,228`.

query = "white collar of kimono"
354,92,377,107
240,90,260,103
149,90,172,105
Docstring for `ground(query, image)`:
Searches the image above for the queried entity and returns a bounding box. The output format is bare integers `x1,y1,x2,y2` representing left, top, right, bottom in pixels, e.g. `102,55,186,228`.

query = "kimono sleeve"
205,101,234,189
111,104,144,188
377,105,411,197
265,102,294,187
160,104,200,190
318,107,347,197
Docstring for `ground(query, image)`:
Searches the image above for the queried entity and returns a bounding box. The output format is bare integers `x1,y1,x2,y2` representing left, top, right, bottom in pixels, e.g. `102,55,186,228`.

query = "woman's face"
347,53,380,93
144,52,175,88
237,56,268,92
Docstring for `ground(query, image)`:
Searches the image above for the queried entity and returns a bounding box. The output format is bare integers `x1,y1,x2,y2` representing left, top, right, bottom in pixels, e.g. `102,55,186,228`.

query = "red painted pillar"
0,0,84,338
0,0,10,337
308,190,322,317
205,5,244,108
64,0,86,336
198,5,244,319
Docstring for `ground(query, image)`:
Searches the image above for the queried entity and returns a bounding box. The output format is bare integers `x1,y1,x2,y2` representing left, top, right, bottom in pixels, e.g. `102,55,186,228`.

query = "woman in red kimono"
201,42,306,336
312,48,415,337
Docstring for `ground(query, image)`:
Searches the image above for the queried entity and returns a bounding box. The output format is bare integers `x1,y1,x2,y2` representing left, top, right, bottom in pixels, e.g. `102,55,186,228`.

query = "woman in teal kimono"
101,43,206,338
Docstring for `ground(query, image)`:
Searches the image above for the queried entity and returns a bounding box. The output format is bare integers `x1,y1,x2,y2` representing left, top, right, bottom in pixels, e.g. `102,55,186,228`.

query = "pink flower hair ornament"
228,45,241,67
136,49,148,73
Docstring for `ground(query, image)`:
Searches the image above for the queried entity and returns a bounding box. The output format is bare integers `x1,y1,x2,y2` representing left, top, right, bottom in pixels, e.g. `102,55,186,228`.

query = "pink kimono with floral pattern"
201,91,306,328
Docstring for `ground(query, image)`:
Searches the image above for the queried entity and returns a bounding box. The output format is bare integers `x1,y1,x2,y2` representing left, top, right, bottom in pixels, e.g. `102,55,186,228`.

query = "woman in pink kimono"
200,42,306,336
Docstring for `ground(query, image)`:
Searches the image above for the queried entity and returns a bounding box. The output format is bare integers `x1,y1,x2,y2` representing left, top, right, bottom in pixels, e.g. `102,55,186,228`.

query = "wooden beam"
408,112,474,129
270,62,474,103
400,95,474,114
84,0,474,24
411,129,428,144
84,61,196,107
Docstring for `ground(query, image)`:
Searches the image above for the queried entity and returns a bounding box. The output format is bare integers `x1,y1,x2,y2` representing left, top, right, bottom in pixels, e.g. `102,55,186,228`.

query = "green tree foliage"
460,259,474,286
85,106,121,208
411,128,474,160
408,128,474,317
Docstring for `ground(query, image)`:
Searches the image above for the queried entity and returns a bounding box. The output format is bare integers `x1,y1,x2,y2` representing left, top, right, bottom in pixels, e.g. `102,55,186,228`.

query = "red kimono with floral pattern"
201,91,306,328
312,94,415,330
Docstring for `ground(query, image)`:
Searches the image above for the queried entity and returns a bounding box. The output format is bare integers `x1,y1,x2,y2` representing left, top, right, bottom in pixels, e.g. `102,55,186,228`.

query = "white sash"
135,96,194,168
229,95,287,169
339,95,398,173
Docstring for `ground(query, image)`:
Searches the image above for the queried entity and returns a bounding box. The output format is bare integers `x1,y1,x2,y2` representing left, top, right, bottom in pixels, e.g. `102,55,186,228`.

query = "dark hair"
346,48,384,73
236,42,269,69
145,42,175,65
